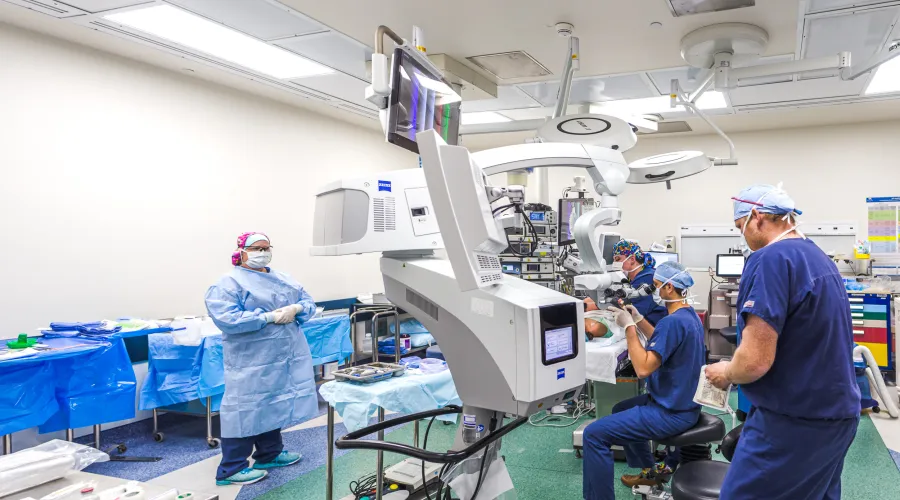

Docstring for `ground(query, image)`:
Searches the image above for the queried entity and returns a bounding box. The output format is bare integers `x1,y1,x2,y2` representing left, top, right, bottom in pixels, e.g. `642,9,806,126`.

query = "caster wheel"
153,432,165,443
574,448,583,459
117,444,127,454
873,406,881,414
442,421,453,426
208,438,221,449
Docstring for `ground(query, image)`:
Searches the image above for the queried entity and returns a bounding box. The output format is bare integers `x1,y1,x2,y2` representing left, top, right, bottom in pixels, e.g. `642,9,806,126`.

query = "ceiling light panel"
467,51,551,80
104,5,333,79
291,72,373,107
461,86,541,112
58,1,147,13
667,0,755,17
461,112,511,125
167,0,325,40
865,54,900,93
274,31,372,80
518,74,656,107
806,0,892,14
801,7,900,79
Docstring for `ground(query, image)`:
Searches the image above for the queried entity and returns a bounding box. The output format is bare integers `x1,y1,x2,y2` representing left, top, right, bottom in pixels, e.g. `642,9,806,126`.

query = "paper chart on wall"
867,197,900,255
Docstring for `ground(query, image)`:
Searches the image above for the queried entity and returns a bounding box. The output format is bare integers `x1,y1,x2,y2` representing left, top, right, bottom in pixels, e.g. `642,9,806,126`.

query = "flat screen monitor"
601,234,619,267
716,254,745,278
648,251,679,265
386,48,461,154
558,198,594,245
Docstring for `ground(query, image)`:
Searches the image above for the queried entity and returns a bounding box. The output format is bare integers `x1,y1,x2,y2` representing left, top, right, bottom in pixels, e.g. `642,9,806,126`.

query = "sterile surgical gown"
205,266,318,439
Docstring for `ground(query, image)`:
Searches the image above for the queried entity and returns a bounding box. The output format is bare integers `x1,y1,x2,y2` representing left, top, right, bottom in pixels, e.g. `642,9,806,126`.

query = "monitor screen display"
558,198,594,245
529,212,545,222
387,48,461,154
544,326,574,362
602,234,620,266
648,251,679,265
717,254,745,277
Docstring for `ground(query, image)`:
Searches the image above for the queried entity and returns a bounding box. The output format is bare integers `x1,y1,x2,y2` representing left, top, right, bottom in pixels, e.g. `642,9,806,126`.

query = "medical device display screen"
540,302,579,365
529,212,545,222
716,254,745,278
648,252,679,265
601,234,619,266
387,48,461,154
558,198,594,245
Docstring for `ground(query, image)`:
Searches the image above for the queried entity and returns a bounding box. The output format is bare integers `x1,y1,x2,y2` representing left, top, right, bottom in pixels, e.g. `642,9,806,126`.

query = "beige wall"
0,23,415,335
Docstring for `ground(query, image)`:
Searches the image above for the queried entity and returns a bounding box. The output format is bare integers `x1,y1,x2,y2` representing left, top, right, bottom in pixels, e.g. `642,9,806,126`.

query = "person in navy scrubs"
706,184,860,500
582,262,705,500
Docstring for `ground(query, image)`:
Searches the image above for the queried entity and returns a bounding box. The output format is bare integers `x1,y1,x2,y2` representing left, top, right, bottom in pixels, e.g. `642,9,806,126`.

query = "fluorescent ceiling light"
591,91,728,115
462,112,511,125
865,56,900,94
104,5,333,79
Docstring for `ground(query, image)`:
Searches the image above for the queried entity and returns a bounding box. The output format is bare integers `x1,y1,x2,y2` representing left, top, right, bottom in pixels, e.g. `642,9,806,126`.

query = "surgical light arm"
671,80,738,167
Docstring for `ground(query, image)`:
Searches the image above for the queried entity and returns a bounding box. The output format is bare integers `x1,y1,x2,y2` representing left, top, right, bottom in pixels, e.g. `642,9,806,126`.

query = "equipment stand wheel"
574,448,582,459
153,432,165,443
208,438,221,449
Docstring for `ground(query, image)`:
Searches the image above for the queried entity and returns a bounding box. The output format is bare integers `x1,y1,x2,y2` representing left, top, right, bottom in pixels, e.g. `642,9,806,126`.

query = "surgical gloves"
272,304,305,324
625,304,644,323
612,307,636,329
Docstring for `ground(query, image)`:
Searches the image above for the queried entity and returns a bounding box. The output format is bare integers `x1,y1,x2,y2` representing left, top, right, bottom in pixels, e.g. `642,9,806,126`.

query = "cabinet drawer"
853,328,887,344
857,342,889,367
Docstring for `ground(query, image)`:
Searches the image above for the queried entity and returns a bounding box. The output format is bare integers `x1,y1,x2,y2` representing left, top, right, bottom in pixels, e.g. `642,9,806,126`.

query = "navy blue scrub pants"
216,428,284,480
720,408,858,500
583,395,699,500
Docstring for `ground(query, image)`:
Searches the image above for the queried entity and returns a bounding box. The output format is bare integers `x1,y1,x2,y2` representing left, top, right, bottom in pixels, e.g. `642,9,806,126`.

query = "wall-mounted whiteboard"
680,222,858,270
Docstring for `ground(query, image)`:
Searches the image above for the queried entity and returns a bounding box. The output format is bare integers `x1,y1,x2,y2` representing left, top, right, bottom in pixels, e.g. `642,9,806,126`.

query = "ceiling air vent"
467,51,551,80
667,0,755,17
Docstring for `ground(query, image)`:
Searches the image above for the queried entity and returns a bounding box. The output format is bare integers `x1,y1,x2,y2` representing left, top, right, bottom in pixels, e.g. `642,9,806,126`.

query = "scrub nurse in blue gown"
205,232,318,486
706,184,860,500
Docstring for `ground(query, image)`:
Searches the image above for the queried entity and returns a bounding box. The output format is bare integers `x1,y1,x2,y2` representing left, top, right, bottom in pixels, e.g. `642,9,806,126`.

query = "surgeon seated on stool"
583,240,667,340
582,262,705,500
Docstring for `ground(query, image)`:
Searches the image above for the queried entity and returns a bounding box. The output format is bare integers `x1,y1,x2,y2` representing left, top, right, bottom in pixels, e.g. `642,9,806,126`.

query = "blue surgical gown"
631,267,667,326
205,266,318,439
720,238,860,500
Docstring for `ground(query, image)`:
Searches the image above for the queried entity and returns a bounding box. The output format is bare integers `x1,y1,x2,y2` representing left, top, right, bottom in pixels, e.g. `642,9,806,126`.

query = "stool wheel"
208,438,221,448
153,432,165,443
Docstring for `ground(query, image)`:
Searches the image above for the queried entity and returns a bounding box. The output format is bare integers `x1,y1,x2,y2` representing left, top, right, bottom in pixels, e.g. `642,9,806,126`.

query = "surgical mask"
652,290,664,306
654,271,695,305
622,257,643,275
244,250,272,269
610,261,624,272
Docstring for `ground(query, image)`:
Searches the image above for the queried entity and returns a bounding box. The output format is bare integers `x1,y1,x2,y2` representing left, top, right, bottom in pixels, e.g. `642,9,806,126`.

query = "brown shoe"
621,471,661,487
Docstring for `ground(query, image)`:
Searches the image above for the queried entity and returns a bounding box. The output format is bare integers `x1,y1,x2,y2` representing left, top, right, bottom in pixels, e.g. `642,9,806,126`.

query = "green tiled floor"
259,409,900,500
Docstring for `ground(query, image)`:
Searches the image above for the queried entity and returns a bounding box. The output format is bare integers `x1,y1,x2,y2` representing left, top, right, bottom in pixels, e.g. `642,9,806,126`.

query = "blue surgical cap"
732,184,803,221
654,261,695,289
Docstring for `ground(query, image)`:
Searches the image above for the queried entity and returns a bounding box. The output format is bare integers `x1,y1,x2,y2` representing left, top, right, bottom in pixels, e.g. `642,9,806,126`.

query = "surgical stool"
636,414,743,500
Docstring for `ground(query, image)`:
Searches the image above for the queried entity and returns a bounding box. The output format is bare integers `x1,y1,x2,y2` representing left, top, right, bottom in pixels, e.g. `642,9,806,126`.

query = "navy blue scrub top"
631,267,668,326
737,238,859,420
646,307,705,412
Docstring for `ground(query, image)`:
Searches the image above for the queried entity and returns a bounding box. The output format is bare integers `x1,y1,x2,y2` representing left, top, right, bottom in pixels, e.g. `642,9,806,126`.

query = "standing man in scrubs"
706,185,860,500
582,262,704,500
205,232,319,486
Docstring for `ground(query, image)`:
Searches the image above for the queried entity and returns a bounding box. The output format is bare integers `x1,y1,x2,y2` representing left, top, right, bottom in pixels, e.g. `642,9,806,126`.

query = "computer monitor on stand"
716,254,745,289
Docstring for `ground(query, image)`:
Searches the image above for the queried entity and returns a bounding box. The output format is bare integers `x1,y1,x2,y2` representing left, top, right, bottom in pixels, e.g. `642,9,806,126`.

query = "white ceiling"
2,0,900,140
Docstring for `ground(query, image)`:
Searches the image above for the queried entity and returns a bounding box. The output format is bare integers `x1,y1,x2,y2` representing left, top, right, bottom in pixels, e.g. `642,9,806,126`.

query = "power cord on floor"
528,400,595,428
348,472,379,500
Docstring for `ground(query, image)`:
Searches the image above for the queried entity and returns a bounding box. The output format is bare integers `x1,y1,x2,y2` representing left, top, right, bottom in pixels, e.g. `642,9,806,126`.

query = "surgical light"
104,5,333,80
462,112,511,125
865,55,900,94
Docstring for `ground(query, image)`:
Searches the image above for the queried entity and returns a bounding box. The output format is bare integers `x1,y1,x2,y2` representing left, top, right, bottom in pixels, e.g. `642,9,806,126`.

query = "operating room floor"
80,394,900,500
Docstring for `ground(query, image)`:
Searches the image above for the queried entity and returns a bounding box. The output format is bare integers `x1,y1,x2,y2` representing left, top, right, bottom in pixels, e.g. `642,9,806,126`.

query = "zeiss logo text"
378,180,392,192
557,368,565,380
